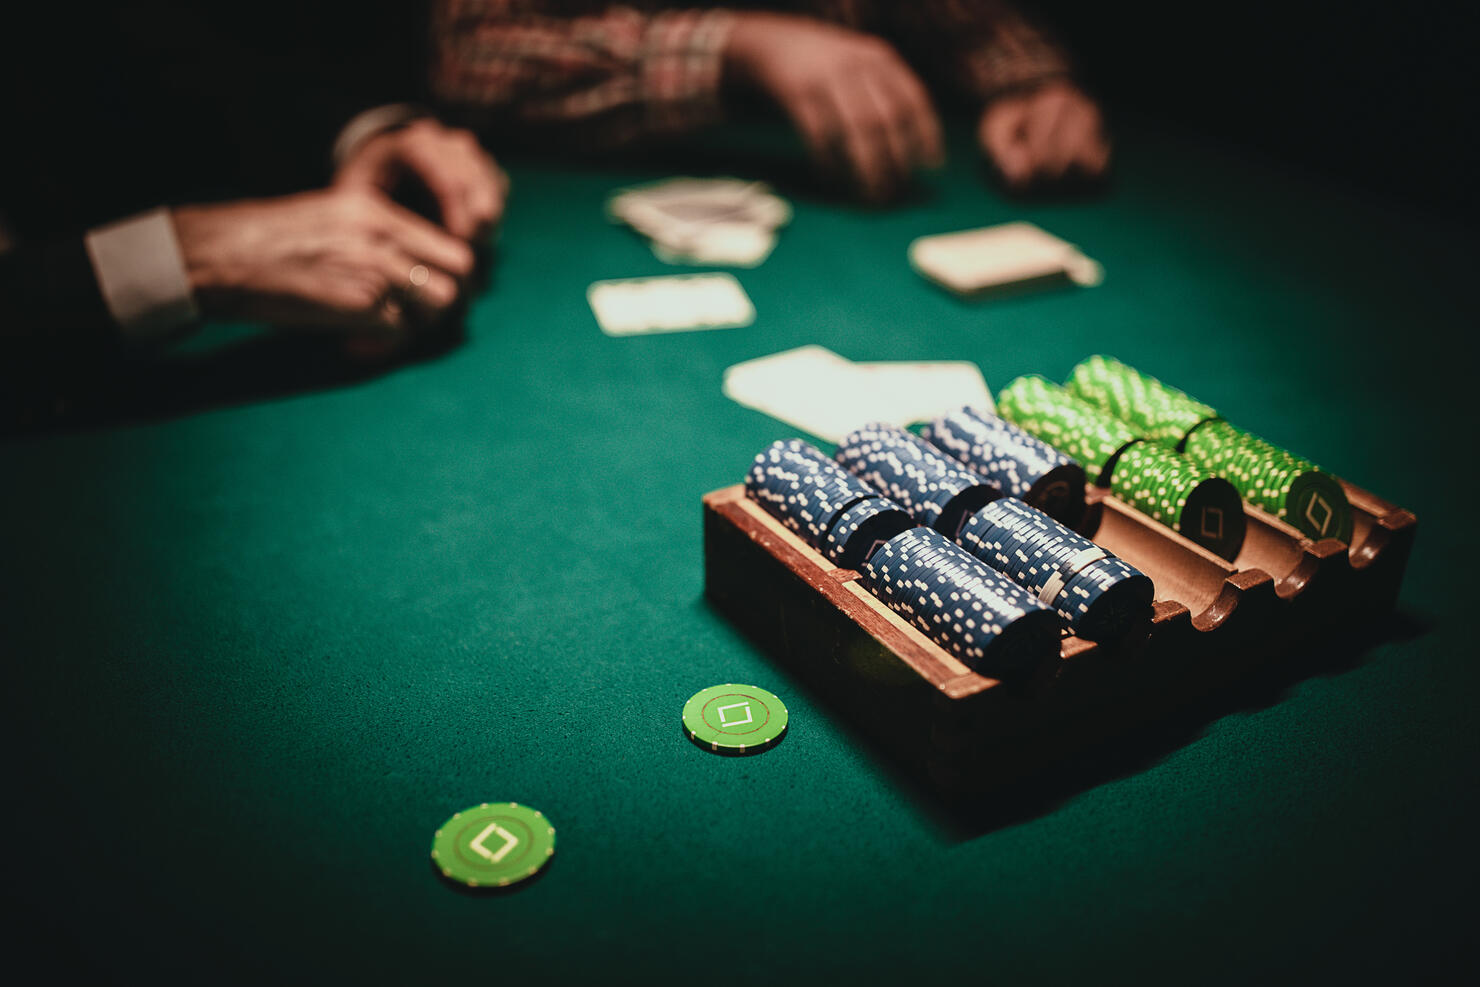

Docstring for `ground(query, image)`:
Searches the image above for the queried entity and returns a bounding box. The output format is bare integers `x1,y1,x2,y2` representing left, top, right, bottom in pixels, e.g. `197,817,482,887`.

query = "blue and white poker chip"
835,424,1000,538
746,439,879,547
860,526,1061,677
958,498,1153,642
923,407,1087,525
823,497,916,569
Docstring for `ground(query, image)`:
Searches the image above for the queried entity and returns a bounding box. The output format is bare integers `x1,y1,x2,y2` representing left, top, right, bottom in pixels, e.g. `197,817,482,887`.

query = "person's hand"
978,80,1110,190
335,118,508,241
172,186,475,336
724,13,943,202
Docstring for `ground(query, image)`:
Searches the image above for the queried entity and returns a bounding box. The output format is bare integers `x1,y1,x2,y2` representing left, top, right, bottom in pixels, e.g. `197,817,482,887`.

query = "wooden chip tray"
702,480,1416,793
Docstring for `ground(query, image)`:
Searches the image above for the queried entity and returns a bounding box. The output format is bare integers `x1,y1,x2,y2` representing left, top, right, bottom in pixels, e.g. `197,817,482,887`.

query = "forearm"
431,1,735,145
880,0,1072,103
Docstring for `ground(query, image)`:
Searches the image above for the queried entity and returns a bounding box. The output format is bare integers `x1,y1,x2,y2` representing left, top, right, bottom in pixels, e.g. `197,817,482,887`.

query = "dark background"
1035,0,1477,226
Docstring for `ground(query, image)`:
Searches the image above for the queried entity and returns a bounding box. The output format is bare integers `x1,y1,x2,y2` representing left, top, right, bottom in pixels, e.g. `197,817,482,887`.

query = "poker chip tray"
702,480,1416,795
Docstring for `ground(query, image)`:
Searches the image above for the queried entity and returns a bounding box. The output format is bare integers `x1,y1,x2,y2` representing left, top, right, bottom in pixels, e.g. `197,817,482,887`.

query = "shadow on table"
930,608,1432,840
703,595,1432,844
1,251,495,438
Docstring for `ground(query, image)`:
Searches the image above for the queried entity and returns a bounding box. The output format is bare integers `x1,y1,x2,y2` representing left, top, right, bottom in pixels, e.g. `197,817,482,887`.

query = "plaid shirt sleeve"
431,1,735,145
862,0,1073,103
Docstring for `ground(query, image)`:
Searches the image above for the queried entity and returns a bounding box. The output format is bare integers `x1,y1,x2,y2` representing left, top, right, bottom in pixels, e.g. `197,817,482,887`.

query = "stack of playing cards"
607,178,792,268
909,222,1104,297
723,345,995,444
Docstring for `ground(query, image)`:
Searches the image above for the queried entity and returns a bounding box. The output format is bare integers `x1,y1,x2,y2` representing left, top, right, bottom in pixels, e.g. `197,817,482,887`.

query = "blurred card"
851,360,995,426
723,345,866,443
608,177,791,268
588,273,754,336
723,346,995,443
909,221,1103,296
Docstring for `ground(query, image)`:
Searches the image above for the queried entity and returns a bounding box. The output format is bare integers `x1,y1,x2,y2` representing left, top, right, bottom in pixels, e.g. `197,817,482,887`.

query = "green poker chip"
431,802,555,889
1182,417,1352,543
1056,359,1354,547
683,684,789,754
1066,355,1220,447
997,375,1139,485
1284,469,1353,542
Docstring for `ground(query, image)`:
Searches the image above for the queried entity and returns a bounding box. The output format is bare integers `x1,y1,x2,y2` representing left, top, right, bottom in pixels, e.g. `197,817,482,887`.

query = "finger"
1023,92,1074,180
1063,105,1111,176
375,248,461,321
464,149,507,239
785,85,847,178
827,80,895,201
401,138,477,240
1083,132,1112,176
1042,98,1093,180
981,101,1032,187
878,52,944,167
284,271,408,335
372,198,476,280
857,69,916,194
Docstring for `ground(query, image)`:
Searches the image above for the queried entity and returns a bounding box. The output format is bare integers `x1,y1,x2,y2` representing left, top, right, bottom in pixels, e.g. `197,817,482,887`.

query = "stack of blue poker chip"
958,498,1153,642
835,424,1000,538
823,498,916,570
861,527,1062,677
922,407,1087,527
745,440,915,568
746,439,880,546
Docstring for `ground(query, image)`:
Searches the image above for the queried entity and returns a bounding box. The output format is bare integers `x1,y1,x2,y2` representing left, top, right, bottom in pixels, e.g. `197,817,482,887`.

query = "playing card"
909,222,1104,296
608,177,791,268
723,346,995,443
723,345,869,443
651,223,778,267
588,273,755,336
851,360,995,425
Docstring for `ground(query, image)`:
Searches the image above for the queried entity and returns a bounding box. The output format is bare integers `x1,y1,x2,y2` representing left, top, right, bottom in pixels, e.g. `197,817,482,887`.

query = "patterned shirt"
432,1,1072,146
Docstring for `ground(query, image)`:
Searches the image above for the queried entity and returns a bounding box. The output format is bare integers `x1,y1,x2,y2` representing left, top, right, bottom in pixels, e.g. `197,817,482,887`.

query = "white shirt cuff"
84,208,199,340
332,103,428,166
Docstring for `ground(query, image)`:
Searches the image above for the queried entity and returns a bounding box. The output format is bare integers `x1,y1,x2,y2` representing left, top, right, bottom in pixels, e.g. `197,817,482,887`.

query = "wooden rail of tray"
702,480,1416,793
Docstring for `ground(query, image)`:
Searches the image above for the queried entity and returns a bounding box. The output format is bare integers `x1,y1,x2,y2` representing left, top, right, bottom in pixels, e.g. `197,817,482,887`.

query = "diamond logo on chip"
1200,507,1224,540
716,701,754,729
470,822,519,864
1306,495,1333,536
431,803,556,889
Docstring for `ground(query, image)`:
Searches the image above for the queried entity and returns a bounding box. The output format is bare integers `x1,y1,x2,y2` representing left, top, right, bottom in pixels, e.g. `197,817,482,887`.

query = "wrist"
722,12,782,87
170,204,242,315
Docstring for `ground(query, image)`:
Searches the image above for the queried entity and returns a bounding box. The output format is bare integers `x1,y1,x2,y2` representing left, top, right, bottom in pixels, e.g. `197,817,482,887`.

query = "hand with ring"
172,186,474,362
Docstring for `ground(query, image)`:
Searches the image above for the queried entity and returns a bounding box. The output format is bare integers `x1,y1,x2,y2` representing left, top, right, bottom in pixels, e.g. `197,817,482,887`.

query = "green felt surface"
2,123,1476,983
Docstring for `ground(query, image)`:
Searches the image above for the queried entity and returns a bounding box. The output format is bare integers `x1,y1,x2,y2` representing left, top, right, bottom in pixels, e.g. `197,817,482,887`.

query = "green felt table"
3,122,1475,984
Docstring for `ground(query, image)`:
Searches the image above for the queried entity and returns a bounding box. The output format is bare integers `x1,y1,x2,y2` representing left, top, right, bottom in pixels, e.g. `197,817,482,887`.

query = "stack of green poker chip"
997,374,1247,558
1185,419,1353,542
1059,355,1354,544
996,375,1140,484
1110,442,1246,560
1065,354,1218,448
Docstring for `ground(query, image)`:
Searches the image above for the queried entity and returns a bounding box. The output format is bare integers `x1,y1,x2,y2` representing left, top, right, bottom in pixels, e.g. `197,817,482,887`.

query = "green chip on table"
431,802,555,889
683,684,789,754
